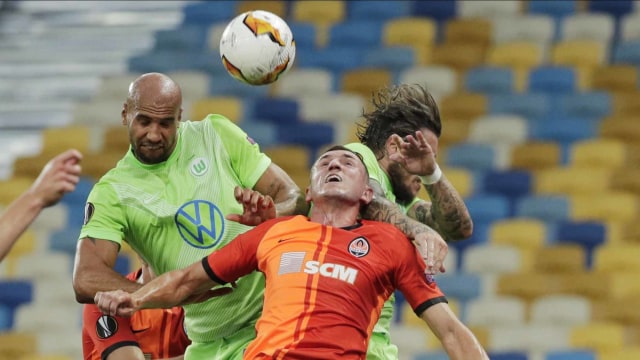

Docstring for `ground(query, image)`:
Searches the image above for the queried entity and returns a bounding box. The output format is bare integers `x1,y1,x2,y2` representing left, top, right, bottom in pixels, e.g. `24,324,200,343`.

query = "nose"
328,157,342,170
146,123,162,142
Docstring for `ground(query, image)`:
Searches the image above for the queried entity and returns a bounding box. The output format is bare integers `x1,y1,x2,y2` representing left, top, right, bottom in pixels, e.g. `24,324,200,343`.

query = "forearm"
440,327,488,360
418,174,473,241
363,196,436,240
274,189,308,217
0,191,44,262
74,266,142,303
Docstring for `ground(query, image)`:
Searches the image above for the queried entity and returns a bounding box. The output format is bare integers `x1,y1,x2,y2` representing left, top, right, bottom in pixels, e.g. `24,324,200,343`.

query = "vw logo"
175,200,225,249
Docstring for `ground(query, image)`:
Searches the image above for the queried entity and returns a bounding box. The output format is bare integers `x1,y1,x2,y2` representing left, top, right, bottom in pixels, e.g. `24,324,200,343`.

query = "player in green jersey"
72,72,307,360
345,84,474,360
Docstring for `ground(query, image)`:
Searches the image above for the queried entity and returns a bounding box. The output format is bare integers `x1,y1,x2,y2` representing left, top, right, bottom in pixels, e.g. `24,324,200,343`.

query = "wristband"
419,164,442,185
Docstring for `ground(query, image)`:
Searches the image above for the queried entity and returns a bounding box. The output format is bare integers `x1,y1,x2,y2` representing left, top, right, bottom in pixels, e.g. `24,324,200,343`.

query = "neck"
308,199,361,228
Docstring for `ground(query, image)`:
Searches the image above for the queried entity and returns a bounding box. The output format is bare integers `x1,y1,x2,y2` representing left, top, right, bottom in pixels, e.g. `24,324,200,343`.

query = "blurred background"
1,0,640,359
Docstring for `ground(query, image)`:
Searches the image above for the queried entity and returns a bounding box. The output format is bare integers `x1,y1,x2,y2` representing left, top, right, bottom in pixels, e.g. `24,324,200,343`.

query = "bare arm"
95,260,219,317
105,346,146,360
72,237,141,303
0,149,82,262
253,163,308,217
420,303,488,360
407,173,473,241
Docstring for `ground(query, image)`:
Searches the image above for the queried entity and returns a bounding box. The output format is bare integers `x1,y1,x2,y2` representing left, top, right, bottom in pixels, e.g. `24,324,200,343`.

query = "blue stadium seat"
515,195,570,222
528,66,577,94
296,46,364,74
208,75,271,98
240,119,278,148
251,97,299,124
288,22,317,50
328,21,384,48
412,0,456,23
0,304,11,331
60,176,94,207
489,93,551,119
449,221,490,267
435,273,482,303
613,41,640,65
277,122,334,150
546,349,596,360
482,170,532,199
128,50,213,74
587,0,633,19
48,227,82,255
529,117,599,144
362,47,415,72
489,352,529,360
153,25,209,51
0,280,32,308
114,254,131,276
555,221,607,267
182,1,237,25
465,66,515,94
528,0,576,18
347,1,411,21
464,194,511,223
554,92,612,120
445,143,496,171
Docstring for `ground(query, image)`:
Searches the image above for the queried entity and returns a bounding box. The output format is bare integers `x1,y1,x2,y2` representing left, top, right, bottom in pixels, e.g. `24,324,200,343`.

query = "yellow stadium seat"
82,151,125,181
592,299,640,326
444,18,492,49
382,17,436,64
497,272,560,301
264,145,311,189
431,42,486,74
510,142,562,171
236,1,287,18
189,97,242,123
591,65,638,92
570,322,625,353
612,91,640,117
439,92,488,122
0,332,36,359
340,69,392,99
570,192,638,223
20,355,73,360
439,167,474,198
291,0,345,27
552,40,605,89
570,139,627,169
611,168,640,196
0,177,35,205
535,244,586,273
489,219,547,250
534,167,611,196
599,116,640,144
594,244,640,273
598,348,640,360
559,272,640,301
438,118,473,148
42,125,93,155
101,125,129,153
486,42,542,90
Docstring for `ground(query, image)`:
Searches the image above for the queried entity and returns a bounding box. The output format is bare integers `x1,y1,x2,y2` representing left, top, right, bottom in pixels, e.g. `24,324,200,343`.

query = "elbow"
72,277,94,304
446,217,474,242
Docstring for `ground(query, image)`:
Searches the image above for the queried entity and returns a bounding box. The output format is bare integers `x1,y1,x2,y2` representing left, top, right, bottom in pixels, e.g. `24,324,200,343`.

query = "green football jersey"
80,114,271,342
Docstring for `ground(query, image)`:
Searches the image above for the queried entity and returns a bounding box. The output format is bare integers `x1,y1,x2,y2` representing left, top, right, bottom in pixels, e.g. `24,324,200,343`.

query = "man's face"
307,150,371,205
124,102,181,164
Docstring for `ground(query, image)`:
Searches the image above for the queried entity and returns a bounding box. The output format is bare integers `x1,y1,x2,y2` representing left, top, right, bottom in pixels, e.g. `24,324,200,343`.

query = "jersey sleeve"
202,220,275,284
392,230,447,317
206,114,272,189
78,182,126,247
82,304,140,359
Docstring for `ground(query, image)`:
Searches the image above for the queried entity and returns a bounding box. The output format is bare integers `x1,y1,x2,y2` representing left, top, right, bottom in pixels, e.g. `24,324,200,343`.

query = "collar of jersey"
127,130,182,169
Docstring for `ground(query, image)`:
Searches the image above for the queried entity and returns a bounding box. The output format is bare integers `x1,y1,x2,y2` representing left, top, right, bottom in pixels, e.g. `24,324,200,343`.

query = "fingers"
94,290,134,317
225,214,242,223
57,149,83,165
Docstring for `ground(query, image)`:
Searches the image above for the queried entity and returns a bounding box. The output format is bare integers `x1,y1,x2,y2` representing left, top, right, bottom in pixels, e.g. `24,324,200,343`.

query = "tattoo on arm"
422,174,473,241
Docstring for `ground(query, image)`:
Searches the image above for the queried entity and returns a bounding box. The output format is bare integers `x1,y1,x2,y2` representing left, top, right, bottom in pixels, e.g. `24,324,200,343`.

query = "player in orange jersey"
94,146,488,360
83,262,190,360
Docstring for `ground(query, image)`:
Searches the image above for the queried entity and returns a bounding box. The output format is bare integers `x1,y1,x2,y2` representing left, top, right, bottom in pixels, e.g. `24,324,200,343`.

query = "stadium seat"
0,177,34,206
497,272,561,301
434,273,482,303
528,66,577,94
128,50,213,74
466,296,526,327
458,0,521,18
327,20,383,48
412,351,449,360
487,352,529,360
468,114,528,146
587,0,634,19
440,167,474,198
236,0,287,18
464,194,510,224
411,0,456,23
464,66,515,94
238,119,278,148
295,93,364,144
612,40,640,65
534,167,611,195
276,122,334,151
560,13,615,45
490,218,548,250
287,22,318,49
612,90,640,116
515,195,570,222
340,68,392,99
528,0,577,21
101,125,130,153
546,350,596,360
296,46,364,73
444,18,492,49
486,42,543,89
570,138,627,169
552,40,605,88
382,17,436,64
482,169,532,199
489,324,570,353
362,46,415,72
431,42,486,74
398,65,457,101
0,280,32,308
346,0,411,21
598,348,640,360
463,244,529,275
189,97,244,123
438,118,473,148
439,92,488,122
554,91,612,120
208,72,270,98
531,294,592,326
510,141,562,170
0,304,12,331
0,332,37,359
528,116,599,144
14,252,72,281
492,15,555,47
620,12,640,41
152,25,208,51
489,93,551,119
555,221,607,265
264,145,311,176
182,1,236,24
569,322,625,353
593,244,640,273
590,64,638,92
290,0,345,27
273,68,333,97
443,142,496,171
251,97,299,125
534,244,587,273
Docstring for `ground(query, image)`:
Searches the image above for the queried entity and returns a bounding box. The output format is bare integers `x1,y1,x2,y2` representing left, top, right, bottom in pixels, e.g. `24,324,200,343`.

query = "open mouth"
325,174,342,183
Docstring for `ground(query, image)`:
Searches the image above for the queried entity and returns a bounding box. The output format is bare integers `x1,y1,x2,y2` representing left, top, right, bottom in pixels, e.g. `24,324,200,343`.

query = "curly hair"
356,84,441,159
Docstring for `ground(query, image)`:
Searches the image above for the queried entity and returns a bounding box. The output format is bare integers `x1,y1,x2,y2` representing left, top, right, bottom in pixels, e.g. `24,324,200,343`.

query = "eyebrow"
317,152,358,162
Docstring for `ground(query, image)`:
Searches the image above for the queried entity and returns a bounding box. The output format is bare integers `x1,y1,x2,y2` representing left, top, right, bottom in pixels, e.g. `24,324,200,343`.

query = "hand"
30,149,83,207
226,186,276,226
389,132,437,177
412,230,448,275
94,289,138,317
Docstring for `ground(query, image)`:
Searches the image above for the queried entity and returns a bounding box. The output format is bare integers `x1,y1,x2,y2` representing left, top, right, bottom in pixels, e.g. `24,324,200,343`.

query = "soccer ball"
219,10,296,86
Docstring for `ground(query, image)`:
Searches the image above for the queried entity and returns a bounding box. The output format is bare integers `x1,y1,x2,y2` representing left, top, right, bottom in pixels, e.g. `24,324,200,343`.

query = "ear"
360,185,374,206
304,186,312,203
121,103,128,126
178,107,183,124
384,135,398,156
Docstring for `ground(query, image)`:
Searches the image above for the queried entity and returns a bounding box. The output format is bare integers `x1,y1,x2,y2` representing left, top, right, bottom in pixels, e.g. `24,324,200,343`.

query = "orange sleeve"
82,304,140,360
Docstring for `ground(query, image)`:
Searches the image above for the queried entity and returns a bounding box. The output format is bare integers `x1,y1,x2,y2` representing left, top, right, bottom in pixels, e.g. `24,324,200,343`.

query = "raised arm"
73,237,141,303
420,303,488,360
253,163,308,217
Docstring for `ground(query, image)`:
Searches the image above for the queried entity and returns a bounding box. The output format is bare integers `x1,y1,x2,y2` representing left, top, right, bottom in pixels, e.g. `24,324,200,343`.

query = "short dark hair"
320,145,369,179
356,84,441,159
